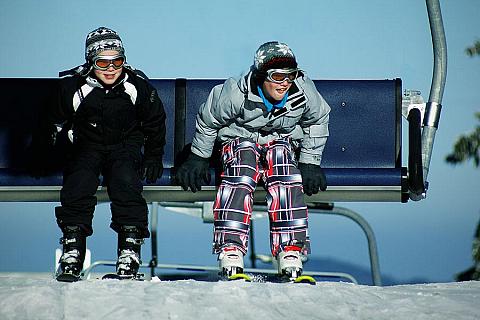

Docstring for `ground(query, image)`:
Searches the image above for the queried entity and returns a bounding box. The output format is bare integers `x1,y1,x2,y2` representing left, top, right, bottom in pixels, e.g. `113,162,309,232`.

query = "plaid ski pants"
213,138,310,257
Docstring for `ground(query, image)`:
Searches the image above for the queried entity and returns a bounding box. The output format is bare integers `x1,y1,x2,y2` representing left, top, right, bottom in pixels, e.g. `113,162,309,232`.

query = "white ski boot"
277,248,303,280
218,247,244,277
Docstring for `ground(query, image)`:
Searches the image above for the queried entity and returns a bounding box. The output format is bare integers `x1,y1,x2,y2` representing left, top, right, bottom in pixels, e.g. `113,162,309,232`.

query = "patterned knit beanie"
85,27,125,61
253,41,297,72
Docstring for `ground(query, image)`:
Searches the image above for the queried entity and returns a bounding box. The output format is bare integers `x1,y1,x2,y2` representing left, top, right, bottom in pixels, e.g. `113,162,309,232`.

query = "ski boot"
56,225,86,282
218,247,250,281
277,246,316,284
104,226,144,280
277,246,303,279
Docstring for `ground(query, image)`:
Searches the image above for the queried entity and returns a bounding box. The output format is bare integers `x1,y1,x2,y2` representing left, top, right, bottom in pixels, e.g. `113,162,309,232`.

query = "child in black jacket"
32,27,166,281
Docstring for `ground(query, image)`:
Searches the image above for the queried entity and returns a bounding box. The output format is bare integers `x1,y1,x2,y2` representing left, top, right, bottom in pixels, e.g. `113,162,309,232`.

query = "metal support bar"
251,203,382,286
149,264,358,284
305,204,382,286
81,260,153,279
422,0,447,185
81,259,358,284
154,201,381,285
149,202,159,278
426,0,447,106
82,202,382,286
82,202,380,285
249,219,257,268
81,202,160,279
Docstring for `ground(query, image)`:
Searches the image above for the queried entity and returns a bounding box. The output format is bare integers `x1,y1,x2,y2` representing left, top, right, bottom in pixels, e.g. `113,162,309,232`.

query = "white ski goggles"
265,68,299,84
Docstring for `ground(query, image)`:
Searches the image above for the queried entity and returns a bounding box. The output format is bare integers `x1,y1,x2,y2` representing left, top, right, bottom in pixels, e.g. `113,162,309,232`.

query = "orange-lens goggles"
92,54,125,71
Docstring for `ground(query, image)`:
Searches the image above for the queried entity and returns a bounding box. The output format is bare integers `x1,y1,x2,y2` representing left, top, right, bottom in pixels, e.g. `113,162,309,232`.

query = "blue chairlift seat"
0,77,406,285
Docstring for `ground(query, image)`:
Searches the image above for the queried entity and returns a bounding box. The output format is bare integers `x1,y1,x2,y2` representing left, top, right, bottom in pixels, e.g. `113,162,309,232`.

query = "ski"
219,272,315,284
274,274,316,285
56,271,81,283
102,273,144,281
227,273,252,282
293,275,316,285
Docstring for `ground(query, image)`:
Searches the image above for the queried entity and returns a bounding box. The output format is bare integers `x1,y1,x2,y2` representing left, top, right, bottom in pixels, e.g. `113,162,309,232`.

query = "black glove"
142,159,163,184
298,163,327,196
175,153,211,193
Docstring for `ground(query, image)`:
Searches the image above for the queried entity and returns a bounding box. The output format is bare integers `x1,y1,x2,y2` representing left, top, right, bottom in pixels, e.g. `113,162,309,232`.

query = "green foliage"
465,40,480,57
445,113,480,167
446,41,480,168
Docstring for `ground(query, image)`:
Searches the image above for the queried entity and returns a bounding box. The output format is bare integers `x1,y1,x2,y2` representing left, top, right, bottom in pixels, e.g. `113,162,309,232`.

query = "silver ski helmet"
253,41,297,73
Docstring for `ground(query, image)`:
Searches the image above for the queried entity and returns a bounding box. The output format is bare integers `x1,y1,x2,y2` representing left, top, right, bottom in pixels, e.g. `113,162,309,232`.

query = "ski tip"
293,275,316,285
102,273,123,280
228,273,252,282
56,273,81,283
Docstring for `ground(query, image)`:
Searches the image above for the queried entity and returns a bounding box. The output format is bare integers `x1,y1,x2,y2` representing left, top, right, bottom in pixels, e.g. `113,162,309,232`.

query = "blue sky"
0,0,479,284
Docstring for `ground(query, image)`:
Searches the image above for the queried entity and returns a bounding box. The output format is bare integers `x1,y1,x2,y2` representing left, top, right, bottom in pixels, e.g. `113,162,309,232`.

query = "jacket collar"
85,71,128,90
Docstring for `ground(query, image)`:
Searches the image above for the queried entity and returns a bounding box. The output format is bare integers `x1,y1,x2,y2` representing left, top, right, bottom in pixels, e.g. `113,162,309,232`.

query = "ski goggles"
92,54,126,71
265,68,299,84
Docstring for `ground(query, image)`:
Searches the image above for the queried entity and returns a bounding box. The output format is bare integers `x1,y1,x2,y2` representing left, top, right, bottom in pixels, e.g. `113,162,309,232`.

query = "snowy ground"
0,273,479,320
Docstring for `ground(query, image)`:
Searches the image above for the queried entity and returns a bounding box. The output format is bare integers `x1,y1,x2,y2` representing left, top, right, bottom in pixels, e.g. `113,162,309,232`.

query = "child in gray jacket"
177,41,330,281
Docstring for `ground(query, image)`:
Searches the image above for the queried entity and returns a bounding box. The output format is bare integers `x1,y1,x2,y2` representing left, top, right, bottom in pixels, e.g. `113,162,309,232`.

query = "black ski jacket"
41,69,166,161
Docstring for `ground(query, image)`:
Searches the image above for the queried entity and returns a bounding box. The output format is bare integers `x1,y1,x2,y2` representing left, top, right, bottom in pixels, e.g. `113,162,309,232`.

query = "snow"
0,274,479,320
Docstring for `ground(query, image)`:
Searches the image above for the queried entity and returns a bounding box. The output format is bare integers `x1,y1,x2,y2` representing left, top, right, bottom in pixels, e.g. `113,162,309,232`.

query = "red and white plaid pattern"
213,138,310,257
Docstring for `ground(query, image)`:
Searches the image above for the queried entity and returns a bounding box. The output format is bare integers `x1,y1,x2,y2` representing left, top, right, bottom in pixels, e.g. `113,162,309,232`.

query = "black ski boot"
109,226,144,280
56,226,86,282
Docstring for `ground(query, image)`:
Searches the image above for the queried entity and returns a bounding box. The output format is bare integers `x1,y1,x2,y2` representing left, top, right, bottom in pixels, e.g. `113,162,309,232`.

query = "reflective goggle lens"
93,55,125,70
266,69,299,83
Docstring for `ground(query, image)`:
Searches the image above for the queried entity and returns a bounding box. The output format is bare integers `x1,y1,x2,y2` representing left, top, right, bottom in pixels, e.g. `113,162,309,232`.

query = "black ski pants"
55,143,149,238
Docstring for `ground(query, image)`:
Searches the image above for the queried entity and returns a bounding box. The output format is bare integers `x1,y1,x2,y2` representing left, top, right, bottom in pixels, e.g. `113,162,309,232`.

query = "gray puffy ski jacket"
191,71,330,165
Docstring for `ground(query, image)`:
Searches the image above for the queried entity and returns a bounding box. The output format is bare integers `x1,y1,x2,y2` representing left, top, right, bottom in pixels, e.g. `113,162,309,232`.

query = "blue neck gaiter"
257,86,289,112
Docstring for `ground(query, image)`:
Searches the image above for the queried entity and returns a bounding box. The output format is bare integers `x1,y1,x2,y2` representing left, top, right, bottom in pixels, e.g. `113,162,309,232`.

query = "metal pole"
157,202,364,284
252,203,382,286
149,201,159,278
249,219,257,268
422,0,447,185
307,205,383,286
